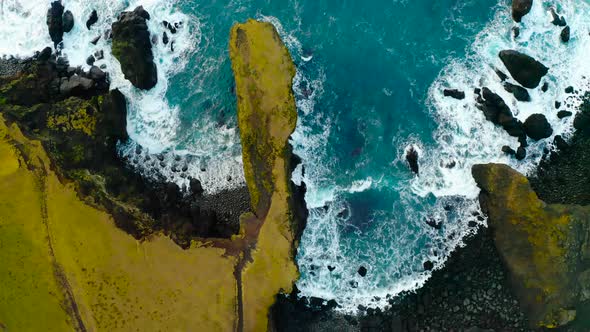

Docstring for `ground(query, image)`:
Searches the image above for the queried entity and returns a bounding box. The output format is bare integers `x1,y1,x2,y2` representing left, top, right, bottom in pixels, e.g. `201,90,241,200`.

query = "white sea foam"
0,0,245,194
293,0,590,313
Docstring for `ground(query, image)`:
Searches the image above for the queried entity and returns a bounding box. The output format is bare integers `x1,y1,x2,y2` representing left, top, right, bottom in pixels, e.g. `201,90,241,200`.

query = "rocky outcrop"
46,1,64,46
473,163,590,328
476,87,525,139
503,82,530,102
512,0,533,23
63,10,74,33
406,146,419,174
86,9,98,29
111,6,157,90
523,113,553,140
499,50,548,89
443,89,465,100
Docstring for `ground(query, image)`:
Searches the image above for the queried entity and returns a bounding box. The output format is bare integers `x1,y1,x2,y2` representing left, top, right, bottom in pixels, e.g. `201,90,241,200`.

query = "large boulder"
46,1,64,45
477,87,525,139
499,50,549,89
63,10,74,33
512,0,533,23
523,113,553,140
111,6,158,90
472,163,590,329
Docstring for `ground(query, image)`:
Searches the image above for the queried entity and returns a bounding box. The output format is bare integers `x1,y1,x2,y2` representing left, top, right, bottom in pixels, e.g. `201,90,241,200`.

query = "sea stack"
111,6,158,90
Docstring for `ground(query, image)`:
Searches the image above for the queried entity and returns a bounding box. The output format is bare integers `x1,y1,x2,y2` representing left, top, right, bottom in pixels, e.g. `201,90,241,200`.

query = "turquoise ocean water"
2,0,590,312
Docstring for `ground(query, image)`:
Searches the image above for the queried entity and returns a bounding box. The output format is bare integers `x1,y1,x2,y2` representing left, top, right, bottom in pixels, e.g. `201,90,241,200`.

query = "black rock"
503,82,530,102
94,50,104,61
477,87,525,138
86,10,98,30
86,55,95,66
89,66,106,81
443,89,465,100
63,10,75,33
553,135,568,150
516,146,527,160
550,8,567,27
561,26,571,43
502,145,516,155
541,82,549,92
524,114,553,140
555,101,561,109
406,146,419,175
162,20,177,34
512,0,533,23
495,69,508,81
358,266,367,277
423,261,434,271
499,50,549,88
425,218,442,230
47,1,64,45
90,35,101,45
565,86,574,94
190,178,204,196
163,32,169,45
557,110,572,119
574,108,590,131
38,47,53,62
512,26,520,39
111,6,158,90
327,265,336,272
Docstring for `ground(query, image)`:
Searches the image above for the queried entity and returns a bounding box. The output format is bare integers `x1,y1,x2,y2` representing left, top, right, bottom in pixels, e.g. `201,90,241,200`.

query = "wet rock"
561,26,571,43
565,86,574,94
512,26,520,39
425,217,442,230
557,110,572,119
406,146,419,175
443,89,465,100
555,101,561,109
499,50,549,88
495,69,508,81
502,145,516,156
86,55,95,66
423,261,434,271
90,35,101,45
162,20,177,34
358,266,367,277
63,10,75,33
550,8,567,27
515,146,526,160
38,47,53,62
190,178,204,196
163,31,169,45
524,114,553,140
328,265,336,272
476,87,525,138
112,6,158,90
46,1,64,45
88,66,106,81
94,50,104,61
512,0,533,23
542,82,549,92
553,135,568,150
86,9,98,30
503,82,530,102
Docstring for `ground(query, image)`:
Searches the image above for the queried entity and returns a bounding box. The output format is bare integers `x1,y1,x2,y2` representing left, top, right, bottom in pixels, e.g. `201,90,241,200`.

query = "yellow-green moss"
46,98,97,136
230,20,300,331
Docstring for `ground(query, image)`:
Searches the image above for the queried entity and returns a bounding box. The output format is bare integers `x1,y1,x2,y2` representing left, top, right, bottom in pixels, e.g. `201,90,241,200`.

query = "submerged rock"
499,50,549,89
46,1,64,45
524,114,553,140
511,0,533,23
472,163,590,328
112,6,158,90
443,89,465,100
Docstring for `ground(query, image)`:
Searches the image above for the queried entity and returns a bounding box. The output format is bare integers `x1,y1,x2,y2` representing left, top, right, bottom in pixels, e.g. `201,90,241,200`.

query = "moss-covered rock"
472,163,590,328
111,6,157,90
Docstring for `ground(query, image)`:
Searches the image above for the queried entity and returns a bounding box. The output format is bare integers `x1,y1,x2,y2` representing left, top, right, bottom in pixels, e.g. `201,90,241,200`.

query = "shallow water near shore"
2,0,590,313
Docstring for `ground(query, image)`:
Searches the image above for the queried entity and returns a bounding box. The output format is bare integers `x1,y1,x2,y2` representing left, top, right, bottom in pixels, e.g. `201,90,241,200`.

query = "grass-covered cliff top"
230,19,300,331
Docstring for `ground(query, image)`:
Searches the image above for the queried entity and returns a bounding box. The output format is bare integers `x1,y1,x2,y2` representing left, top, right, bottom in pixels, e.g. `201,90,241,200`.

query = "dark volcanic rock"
357,266,367,277
550,8,567,27
524,114,553,140
63,10,74,33
86,10,98,29
561,26,571,43
512,26,520,39
495,69,508,81
499,50,549,88
516,146,526,160
566,86,575,94
477,87,525,139
406,146,419,175
512,0,533,23
90,35,101,45
558,110,572,119
542,82,549,92
443,89,465,100
112,6,158,90
503,82,530,102
46,1,64,45
502,145,516,155
59,75,94,95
